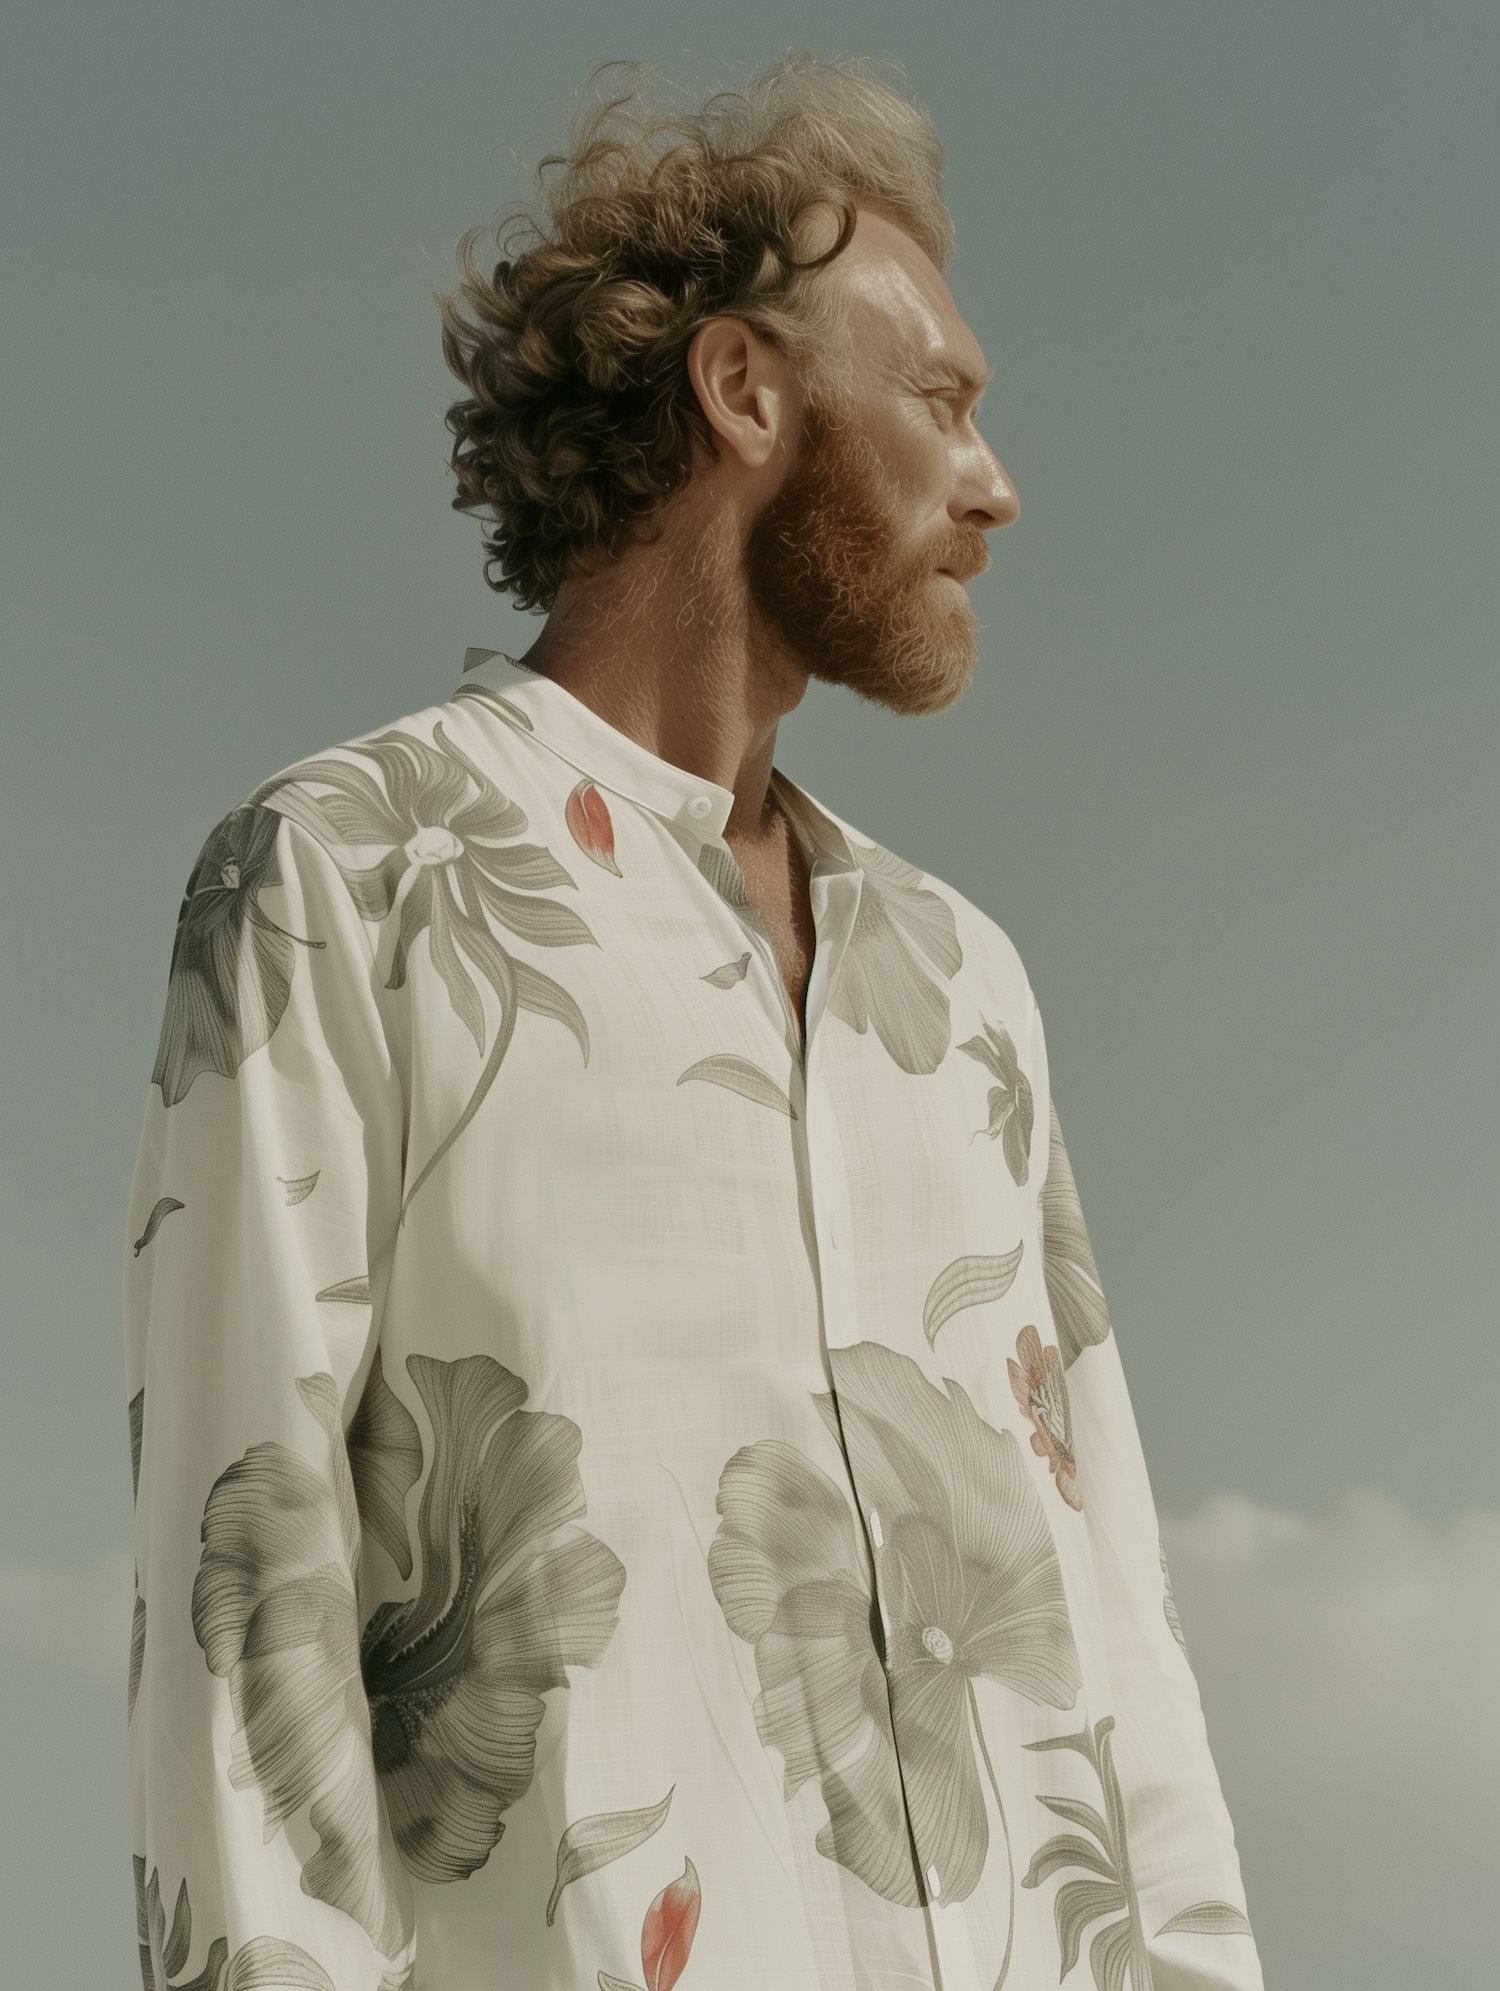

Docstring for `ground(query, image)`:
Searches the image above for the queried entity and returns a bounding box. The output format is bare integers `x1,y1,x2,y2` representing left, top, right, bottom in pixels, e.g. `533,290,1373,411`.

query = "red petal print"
641,1858,701,1991
566,779,621,875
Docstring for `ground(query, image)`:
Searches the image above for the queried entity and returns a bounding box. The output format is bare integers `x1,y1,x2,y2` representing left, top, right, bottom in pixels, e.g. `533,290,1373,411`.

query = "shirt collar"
459,657,737,841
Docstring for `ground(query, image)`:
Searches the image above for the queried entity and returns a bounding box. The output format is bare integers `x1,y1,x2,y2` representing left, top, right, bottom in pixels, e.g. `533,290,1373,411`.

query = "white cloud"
1164,1494,1500,1984
0,1550,134,1682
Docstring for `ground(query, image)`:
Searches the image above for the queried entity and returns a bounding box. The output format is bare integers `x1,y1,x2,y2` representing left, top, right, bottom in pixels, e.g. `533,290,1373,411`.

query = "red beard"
746,407,989,715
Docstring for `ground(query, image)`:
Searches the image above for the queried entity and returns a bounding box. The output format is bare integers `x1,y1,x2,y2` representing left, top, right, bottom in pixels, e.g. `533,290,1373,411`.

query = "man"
127,57,1261,1991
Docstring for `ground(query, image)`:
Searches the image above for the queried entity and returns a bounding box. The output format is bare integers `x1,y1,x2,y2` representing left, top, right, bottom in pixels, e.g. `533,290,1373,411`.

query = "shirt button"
688,795,713,819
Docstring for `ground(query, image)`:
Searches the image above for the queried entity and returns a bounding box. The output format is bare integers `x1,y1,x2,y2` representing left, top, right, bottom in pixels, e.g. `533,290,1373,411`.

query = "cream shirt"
126,660,1261,1991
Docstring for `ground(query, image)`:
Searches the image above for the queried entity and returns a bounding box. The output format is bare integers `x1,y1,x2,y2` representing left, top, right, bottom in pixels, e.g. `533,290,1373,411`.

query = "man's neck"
520,502,809,842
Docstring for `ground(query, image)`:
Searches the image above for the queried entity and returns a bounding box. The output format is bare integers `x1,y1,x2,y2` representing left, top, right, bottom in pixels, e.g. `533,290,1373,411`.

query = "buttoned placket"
467,667,977,1984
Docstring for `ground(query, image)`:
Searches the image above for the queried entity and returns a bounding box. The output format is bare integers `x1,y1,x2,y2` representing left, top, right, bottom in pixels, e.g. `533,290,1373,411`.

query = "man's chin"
813,643,977,717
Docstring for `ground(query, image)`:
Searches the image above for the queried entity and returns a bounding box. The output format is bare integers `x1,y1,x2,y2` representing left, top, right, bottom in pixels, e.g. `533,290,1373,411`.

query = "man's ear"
687,319,798,473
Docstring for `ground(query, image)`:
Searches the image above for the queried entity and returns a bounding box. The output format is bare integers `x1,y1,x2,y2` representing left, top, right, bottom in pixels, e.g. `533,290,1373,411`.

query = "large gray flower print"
829,842,962,1074
192,1354,624,1954
263,724,595,1212
710,1342,1079,1921
152,804,325,1106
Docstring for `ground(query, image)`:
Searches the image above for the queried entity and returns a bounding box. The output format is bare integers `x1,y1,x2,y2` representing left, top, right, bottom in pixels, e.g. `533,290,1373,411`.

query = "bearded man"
126,57,1261,1991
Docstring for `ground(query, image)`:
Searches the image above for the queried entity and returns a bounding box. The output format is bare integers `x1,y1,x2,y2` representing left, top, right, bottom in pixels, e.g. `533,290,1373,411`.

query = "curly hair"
438,56,952,611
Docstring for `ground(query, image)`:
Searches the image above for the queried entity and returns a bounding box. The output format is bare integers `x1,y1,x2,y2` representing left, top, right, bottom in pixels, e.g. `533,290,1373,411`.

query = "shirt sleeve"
1040,1103,1265,1991
125,802,415,1991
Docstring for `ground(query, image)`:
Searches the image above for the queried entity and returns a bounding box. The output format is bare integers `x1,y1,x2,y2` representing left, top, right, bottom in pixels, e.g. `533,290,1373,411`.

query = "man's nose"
953,438,1020,531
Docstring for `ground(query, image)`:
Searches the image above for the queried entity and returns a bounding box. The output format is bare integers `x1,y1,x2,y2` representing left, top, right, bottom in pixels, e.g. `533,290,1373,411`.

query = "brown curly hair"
438,56,952,611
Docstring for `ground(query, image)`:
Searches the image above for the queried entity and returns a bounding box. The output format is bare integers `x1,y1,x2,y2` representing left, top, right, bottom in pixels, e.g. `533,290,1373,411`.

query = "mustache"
929,523,991,586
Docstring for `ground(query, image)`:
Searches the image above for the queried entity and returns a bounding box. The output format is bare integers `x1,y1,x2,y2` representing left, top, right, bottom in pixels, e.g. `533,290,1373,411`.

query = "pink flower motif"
566,779,621,875
1007,1325,1081,1511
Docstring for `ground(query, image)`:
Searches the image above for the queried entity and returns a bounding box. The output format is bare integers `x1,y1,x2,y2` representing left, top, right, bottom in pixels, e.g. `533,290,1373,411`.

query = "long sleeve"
125,802,413,1990
1040,1104,1263,1991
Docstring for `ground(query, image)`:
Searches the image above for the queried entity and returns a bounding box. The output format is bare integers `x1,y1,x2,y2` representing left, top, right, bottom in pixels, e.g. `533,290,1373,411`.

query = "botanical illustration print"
360,1354,627,1886
133,1196,185,1258
261,723,594,1214
547,1787,673,1926
135,1858,334,1991
192,1354,625,1955
315,1276,372,1305
599,1858,702,1991
710,1340,1079,1948
677,1054,797,1118
153,804,326,1107
1039,1103,1114,1367
829,841,962,1075
278,1171,320,1205
1008,1325,1082,1511
566,779,622,874
129,1387,146,1721
192,1370,410,1955
959,1017,1035,1186
1160,1540,1189,1657
1022,1718,1251,1988
701,952,752,989
922,1244,1025,1347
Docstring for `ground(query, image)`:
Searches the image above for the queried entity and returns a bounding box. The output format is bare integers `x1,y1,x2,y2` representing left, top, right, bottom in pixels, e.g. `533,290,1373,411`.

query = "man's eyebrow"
915,356,994,397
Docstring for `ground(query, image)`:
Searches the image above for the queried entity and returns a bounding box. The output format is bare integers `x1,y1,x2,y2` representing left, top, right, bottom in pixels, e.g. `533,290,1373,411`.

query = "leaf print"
701,952,752,989
642,1858,701,1991
1039,1105,1113,1368
828,839,961,1075
1022,1717,1152,1989
566,779,623,876
1008,1326,1082,1511
130,1389,145,1503
922,1244,1025,1346
192,1371,411,1955
710,1341,1079,1916
153,804,326,1106
135,1860,336,1991
133,1196,185,1258
958,1017,1034,1186
129,1592,146,1721
315,1276,371,1305
347,1350,423,1580
279,1171,320,1206
361,1353,627,1884
462,646,503,673
1160,1540,1189,1657
599,1976,640,1991
260,723,593,1215
677,1055,796,1119
1156,1901,1253,1938
547,1788,674,1925
452,679,535,731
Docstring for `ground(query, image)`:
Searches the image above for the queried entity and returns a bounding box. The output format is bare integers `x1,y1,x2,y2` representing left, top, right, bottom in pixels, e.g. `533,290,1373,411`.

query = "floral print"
710,1341,1079,1913
191,1355,625,1953
263,723,594,1211
1008,1325,1082,1511
1039,1103,1114,1367
135,1859,334,1991
829,841,962,1074
959,1016,1034,1185
152,803,325,1106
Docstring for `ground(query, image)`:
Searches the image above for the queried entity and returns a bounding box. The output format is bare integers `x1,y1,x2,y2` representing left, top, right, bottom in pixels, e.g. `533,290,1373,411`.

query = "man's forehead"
839,209,989,387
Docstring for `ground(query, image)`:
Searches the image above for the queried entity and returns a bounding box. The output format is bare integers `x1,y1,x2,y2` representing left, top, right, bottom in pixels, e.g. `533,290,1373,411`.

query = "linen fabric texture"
125,663,1261,1991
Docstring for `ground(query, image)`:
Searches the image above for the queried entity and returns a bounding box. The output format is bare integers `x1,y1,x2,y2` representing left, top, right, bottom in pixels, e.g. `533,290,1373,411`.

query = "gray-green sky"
1,4,1495,1987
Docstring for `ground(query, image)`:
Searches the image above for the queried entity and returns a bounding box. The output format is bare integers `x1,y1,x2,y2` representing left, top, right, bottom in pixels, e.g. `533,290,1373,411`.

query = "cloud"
1164,1494,1500,1985
0,1550,133,1683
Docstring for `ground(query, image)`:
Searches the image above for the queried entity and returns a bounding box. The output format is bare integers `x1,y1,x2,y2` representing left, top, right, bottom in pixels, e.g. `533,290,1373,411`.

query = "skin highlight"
523,210,1018,1022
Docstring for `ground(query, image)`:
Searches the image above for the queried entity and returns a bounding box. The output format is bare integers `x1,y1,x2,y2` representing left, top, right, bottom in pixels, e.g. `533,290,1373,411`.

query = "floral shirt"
126,660,1261,1991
